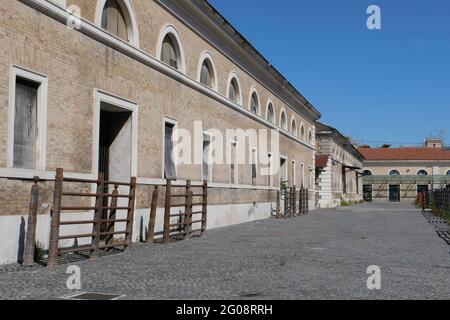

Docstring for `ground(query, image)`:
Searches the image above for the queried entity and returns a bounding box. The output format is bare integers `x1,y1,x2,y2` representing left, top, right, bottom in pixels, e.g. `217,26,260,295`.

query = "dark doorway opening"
363,185,373,202
98,102,132,239
389,185,401,202
417,185,429,195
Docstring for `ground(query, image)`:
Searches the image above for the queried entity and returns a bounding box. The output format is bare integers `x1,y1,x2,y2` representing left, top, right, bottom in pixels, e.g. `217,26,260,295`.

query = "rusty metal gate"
276,187,309,218
47,168,136,268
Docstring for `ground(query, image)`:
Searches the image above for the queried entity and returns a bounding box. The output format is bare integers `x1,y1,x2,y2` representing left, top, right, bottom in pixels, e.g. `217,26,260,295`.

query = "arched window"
363,170,372,176
249,91,259,115
200,59,214,89
101,0,130,42
161,35,179,69
291,118,297,136
300,125,305,140
280,111,287,130
228,77,241,104
266,103,275,124
157,26,186,73
417,170,428,176
308,130,312,144
389,170,400,176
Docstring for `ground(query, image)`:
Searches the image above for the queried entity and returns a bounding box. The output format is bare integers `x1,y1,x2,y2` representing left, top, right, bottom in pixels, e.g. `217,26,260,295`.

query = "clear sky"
208,0,450,147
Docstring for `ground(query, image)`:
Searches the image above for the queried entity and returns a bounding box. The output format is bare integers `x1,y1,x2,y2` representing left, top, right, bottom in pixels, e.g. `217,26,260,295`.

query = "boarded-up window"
230,142,237,184
101,0,129,42
203,133,211,182
291,161,296,186
164,122,176,180
268,154,272,186
301,164,305,188
252,149,257,186
280,158,287,184
14,78,39,169
161,35,178,69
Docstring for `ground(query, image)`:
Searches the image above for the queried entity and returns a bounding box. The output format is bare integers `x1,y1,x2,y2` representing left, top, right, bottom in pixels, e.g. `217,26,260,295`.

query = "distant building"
360,139,450,202
315,122,364,208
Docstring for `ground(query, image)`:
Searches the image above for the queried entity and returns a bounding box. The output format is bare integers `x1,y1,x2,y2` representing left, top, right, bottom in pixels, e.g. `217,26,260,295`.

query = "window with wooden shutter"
161,35,178,69
101,0,129,42
200,60,212,88
164,122,176,180
13,78,39,169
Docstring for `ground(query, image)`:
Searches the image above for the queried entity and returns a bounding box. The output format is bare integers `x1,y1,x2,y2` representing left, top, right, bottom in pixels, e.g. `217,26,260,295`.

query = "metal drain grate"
428,219,446,224
437,231,450,245
64,292,124,300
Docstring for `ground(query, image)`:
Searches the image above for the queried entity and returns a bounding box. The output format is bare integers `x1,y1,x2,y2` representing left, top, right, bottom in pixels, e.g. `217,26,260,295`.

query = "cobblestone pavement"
1,202,450,300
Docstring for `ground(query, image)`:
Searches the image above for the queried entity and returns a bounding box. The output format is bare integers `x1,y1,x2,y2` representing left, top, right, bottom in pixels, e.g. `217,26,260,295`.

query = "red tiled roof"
358,147,450,161
316,155,329,168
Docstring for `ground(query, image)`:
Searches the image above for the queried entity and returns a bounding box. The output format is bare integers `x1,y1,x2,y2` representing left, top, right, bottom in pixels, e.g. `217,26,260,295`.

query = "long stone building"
0,0,321,264
360,139,450,202
315,122,364,208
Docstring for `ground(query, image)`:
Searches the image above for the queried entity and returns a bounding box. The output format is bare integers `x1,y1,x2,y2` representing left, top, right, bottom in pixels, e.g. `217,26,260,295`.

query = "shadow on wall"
248,202,256,218
140,216,148,242
17,217,26,264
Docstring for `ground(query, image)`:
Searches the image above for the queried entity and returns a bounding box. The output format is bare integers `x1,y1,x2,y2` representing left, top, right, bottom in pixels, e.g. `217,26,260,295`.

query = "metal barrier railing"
419,189,450,214
276,186,309,219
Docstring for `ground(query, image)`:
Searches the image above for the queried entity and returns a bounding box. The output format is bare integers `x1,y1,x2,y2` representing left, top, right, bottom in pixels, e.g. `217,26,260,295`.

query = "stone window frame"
225,71,243,105
7,65,48,173
417,169,428,176
95,0,140,47
291,160,297,186
279,107,288,131
300,162,305,188
92,89,139,177
156,24,186,74
248,87,261,116
290,116,298,137
229,139,239,186
265,100,276,124
389,169,401,176
161,116,178,180
202,129,213,183
251,146,258,187
267,152,273,187
197,51,219,92
279,155,288,186
300,124,306,141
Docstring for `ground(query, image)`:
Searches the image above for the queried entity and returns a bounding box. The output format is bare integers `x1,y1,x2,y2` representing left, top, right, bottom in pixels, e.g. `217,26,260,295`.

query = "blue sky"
208,0,450,147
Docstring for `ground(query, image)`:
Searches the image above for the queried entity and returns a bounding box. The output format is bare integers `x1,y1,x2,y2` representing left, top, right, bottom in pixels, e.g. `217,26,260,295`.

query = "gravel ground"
1,202,449,300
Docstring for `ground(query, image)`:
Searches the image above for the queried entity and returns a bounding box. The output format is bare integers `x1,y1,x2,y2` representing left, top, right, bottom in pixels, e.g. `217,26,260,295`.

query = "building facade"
0,0,320,264
315,122,364,208
360,139,450,202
